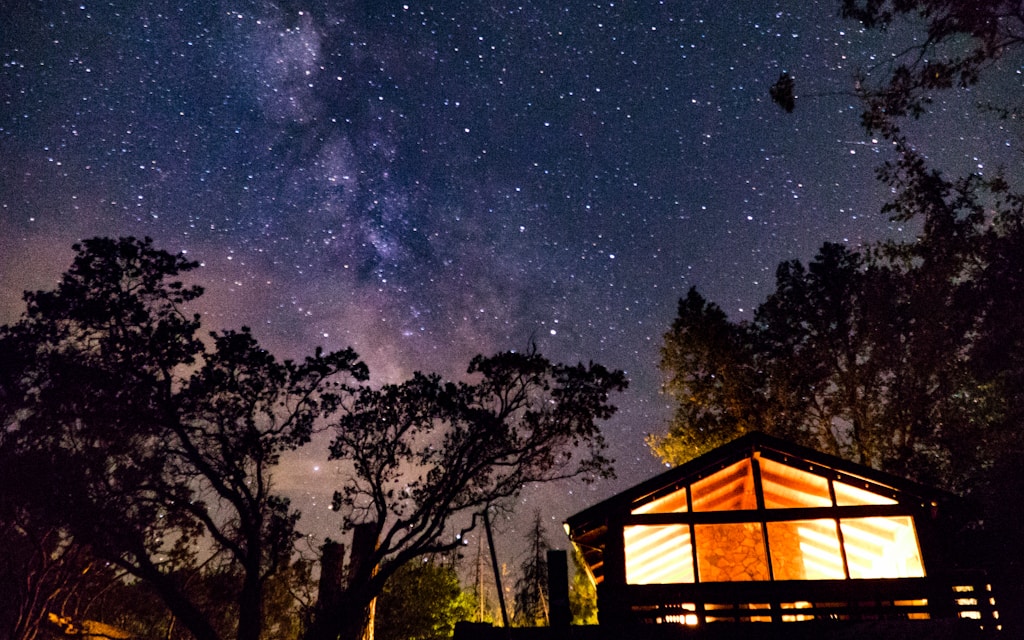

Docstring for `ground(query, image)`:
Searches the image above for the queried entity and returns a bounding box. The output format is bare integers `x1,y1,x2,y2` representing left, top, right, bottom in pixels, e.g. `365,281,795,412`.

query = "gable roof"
565,431,950,539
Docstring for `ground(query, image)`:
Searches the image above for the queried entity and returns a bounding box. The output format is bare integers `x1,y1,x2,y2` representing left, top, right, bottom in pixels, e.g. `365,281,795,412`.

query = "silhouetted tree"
652,234,1019,487
305,350,626,640
757,1,1024,622
771,1,1024,135
0,237,367,640
85,557,315,640
648,286,767,463
706,0,1024,485
512,513,549,627
840,0,1024,136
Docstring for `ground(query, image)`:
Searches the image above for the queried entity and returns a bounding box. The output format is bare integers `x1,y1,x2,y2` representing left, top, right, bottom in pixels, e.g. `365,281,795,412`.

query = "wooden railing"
598,573,1001,632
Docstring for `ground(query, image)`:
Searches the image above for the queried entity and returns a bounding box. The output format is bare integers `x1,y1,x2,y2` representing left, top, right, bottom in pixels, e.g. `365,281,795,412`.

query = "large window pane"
695,522,769,581
691,460,756,511
767,520,845,580
759,458,832,508
834,481,897,506
624,525,695,584
841,517,924,578
632,487,688,514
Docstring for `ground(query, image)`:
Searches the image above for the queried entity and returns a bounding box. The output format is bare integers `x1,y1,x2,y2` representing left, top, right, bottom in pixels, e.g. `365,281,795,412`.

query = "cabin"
564,432,1001,637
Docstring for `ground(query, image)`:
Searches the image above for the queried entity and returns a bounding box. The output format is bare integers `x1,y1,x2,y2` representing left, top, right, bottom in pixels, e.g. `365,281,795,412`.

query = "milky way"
2,1,1017,554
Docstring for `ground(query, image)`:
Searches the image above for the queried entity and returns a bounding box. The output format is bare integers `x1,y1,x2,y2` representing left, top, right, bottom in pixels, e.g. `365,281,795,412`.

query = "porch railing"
598,572,1000,633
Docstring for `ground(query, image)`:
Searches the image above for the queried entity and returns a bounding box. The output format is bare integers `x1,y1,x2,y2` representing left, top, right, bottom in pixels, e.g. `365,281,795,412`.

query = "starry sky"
2,1,1018,555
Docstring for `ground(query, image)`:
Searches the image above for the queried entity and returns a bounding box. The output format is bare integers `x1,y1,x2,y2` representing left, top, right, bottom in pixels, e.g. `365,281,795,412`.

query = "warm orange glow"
706,602,772,622
759,459,831,508
695,522,769,581
624,524,695,584
617,451,928,589
834,481,897,506
780,601,814,622
767,519,845,580
662,613,700,625
633,488,688,514
840,517,924,578
691,460,756,511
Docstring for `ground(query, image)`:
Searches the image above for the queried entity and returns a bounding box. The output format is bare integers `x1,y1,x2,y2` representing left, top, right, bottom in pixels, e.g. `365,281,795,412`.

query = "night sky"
2,1,1017,555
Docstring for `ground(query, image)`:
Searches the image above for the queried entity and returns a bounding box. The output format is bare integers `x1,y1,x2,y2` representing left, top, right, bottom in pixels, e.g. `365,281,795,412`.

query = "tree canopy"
308,349,626,640
712,0,1024,496
651,230,1023,492
840,0,1024,136
1,236,626,640
375,559,475,640
661,0,1024,624
0,237,367,640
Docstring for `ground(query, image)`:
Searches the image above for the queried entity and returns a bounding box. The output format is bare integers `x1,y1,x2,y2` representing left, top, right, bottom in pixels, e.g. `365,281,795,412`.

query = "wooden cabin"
564,432,1000,635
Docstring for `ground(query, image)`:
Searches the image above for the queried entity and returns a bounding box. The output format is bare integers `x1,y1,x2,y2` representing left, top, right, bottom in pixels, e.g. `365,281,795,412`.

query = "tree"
170,328,365,640
751,243,909,471
648,287,764,463
746,0,1024,626
832,0,1024,490
261,556,318,640
652,237,1014,487
839,0,1024,136
651,226,1024,634
0,510,118,640
771,1,1024,141
568,546,598,626
512,513,550,627
305,349,626,640
84,556,316,640
0,237,368,640
729,0,1024,484
374,559,475,640
754,0,1024,482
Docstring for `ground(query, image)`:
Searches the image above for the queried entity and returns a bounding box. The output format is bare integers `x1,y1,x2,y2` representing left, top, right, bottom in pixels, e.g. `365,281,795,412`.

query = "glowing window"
759,458,832,508
840,516,924,578
767,519,845,580
695,522,769,581
624,524,695,584
834,481,897,506
691,460,756,511
632,487,688,514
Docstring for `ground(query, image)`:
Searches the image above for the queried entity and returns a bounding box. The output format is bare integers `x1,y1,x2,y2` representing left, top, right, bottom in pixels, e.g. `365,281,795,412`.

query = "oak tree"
305,350,626,640
0,237,367,640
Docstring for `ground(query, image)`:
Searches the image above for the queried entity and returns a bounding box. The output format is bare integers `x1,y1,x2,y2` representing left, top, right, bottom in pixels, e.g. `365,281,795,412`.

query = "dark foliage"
306,349,626,640
673,1,1024,623
839,0,1024,136
769,72,796,113
0,237,367,640
513,513,550,627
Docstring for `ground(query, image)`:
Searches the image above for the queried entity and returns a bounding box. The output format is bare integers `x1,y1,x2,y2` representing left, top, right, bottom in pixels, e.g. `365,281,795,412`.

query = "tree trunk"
304,591,373,640
236,567,264,640
305,542,345,640
304,525,379,640
148,573,223,640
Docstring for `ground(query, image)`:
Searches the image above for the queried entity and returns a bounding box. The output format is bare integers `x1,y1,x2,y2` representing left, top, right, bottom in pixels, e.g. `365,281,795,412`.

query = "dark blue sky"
2,1,1016,548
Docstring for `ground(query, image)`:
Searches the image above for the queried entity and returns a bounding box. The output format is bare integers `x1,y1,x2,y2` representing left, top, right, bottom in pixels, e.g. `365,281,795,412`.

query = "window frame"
621,455,926,585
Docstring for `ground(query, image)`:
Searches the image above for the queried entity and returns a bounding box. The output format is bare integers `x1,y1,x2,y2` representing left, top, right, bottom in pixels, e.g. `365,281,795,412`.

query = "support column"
597,516,628,627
